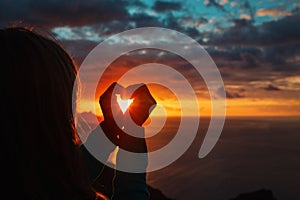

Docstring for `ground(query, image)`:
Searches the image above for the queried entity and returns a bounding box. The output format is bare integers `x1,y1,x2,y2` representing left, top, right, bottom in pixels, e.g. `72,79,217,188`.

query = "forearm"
112,150,149,200
112,125,149,200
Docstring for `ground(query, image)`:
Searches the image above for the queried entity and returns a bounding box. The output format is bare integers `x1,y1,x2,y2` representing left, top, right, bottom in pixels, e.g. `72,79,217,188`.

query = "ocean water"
79,115,300,199
145,116,300,200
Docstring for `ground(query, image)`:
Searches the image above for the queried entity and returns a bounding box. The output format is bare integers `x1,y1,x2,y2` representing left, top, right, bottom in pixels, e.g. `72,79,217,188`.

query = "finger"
99,82,124,121
100,82,123,104
133,86,156,108
124,83,145,99
104,82,123,98
130,93,157,126
130,85,156,104
129,101,156,120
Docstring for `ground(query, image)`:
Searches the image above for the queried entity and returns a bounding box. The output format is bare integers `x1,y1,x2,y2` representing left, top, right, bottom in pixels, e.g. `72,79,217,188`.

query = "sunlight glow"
116,94,133,113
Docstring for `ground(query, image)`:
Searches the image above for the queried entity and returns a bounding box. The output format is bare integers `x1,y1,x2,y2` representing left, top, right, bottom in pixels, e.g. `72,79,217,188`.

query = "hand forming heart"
100,82,156,127
99,82,156,150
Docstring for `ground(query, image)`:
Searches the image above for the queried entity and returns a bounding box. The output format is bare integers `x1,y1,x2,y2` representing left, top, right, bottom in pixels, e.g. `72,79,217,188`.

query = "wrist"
119,127,147,153
100,120,122,146
101,119,148,153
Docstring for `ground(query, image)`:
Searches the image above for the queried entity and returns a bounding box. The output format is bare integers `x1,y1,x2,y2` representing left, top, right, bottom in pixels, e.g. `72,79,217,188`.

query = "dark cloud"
3,0,297,87
205,14,300,73
208,42,300,72
218,87,245,99
130,13,163,27
0,0,129,28
60,39,98,66
184,27,202,39
226,88,245,98
130,0,147,8
226,91,245,98
152,1,181,12
159,12,202,38
263,43,300,71
207,46,263,69
264,84,281,91
207,14,300,46
205,0,226,12
91,21,135,36
242,0,255,22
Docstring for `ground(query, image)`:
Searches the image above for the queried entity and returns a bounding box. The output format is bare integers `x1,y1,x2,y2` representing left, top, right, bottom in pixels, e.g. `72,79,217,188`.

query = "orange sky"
77,88,300,117
75,50,300,118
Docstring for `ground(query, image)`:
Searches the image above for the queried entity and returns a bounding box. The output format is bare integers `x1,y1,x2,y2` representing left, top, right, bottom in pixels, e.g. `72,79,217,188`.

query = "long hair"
0,27,105,199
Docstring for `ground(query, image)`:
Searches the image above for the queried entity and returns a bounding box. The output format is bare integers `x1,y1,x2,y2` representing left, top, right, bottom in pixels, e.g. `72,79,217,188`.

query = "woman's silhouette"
1,27,155,200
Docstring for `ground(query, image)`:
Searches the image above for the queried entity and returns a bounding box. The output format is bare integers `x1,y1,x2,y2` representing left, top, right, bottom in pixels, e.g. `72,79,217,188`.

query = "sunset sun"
116,94,133,113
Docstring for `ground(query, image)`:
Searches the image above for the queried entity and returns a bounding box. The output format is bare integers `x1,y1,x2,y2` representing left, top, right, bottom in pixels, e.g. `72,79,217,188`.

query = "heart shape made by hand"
116,94,133,113
111,83,157,126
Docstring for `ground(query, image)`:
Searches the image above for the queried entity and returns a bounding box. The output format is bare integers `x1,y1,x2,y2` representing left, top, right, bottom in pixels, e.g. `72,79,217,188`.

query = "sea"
79,115,300,200
145,116,300,200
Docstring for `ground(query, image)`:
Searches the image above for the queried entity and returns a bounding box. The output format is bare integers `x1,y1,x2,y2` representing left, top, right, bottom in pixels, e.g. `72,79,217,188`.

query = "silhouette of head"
0,27,104,199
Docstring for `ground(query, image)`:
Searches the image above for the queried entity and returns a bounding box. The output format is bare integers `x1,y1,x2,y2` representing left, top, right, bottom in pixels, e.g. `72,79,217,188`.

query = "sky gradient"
1,0,300,116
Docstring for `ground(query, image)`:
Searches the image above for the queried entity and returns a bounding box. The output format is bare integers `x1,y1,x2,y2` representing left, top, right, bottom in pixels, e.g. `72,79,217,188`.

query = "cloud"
152,1,181,12
204,13,300,74
242,0,255,21
240,14,251,20
207,14,300,46
129,13,163,27
204,0,226,12
59,39,98,66
256,8,292,17
218,87,245,99
220,0,228,6
4,0,297,90
264,84,281,91
207,46,263,69
226,90,245,98
230,2,238,7
0,0,129,28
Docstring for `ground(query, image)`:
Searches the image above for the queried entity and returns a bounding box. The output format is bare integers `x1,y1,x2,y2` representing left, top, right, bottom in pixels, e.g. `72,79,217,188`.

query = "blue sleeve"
112,171,149,200
112,144,149,199
112,122,149,200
